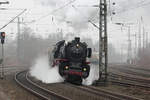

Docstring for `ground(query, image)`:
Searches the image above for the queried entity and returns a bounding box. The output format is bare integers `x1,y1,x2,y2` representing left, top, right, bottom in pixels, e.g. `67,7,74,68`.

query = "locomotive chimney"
75,37,80,43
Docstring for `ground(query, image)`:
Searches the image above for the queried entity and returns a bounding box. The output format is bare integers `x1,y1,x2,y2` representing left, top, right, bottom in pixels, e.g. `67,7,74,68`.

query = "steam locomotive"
50,37,92,84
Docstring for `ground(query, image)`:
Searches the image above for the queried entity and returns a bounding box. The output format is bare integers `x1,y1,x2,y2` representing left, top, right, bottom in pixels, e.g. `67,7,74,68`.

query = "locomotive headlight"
76,44,79,47
83,68,87,71
65,66,69,70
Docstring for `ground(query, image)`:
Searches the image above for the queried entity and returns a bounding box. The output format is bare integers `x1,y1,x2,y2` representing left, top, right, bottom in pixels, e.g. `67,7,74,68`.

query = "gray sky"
0,0,150,53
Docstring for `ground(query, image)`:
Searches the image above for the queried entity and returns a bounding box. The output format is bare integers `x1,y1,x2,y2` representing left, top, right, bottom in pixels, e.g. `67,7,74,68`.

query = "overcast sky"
0,0,150,53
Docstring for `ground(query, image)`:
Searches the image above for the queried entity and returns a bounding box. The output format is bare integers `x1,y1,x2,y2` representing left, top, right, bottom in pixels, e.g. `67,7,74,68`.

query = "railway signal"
0,32,5,44
0,32,5,79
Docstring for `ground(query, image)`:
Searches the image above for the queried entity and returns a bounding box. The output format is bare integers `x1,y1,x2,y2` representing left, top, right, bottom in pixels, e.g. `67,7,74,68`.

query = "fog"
0,0,150,86
1,0,150,64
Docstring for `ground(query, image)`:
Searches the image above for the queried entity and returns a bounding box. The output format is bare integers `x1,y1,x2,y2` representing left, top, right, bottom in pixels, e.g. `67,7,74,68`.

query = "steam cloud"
35,0,99,32
30,55,64,83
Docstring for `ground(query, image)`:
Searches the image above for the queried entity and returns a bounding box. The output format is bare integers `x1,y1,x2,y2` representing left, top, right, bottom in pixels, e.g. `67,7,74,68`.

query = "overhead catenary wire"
0,8,25,10
72,5,99,29
72,5,98,21
0,9,27,30
116,0,150,15
31,0,77,23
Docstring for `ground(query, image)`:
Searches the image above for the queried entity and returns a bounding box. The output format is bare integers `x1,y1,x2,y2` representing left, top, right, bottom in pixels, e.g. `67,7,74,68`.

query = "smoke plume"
35,0,99,32
30,55,64,83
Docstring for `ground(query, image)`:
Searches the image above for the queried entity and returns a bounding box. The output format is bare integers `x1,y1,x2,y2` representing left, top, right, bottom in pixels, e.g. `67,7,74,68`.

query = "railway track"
15,70,142,100
108,64,150,89
110,73,150,83
73,85,141,100
27,72,141,100
110,76,150,89
33,81,141,100
109,72,150,89
55,82,141,100
109,64,150,78
15,70,70,100
111,67,150,78
120,65,150,73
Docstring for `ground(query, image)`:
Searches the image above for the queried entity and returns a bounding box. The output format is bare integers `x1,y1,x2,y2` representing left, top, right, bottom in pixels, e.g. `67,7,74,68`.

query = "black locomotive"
51,37,92,84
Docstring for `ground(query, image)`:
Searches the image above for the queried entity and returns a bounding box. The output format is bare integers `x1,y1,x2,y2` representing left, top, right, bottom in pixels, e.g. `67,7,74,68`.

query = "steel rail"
109,73,150,89
15,70,70,100
66,83,141,100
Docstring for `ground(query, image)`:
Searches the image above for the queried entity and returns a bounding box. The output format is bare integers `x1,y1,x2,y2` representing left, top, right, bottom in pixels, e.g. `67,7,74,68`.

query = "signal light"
1,33,5,37
0,32,5,44
1,32,5,38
